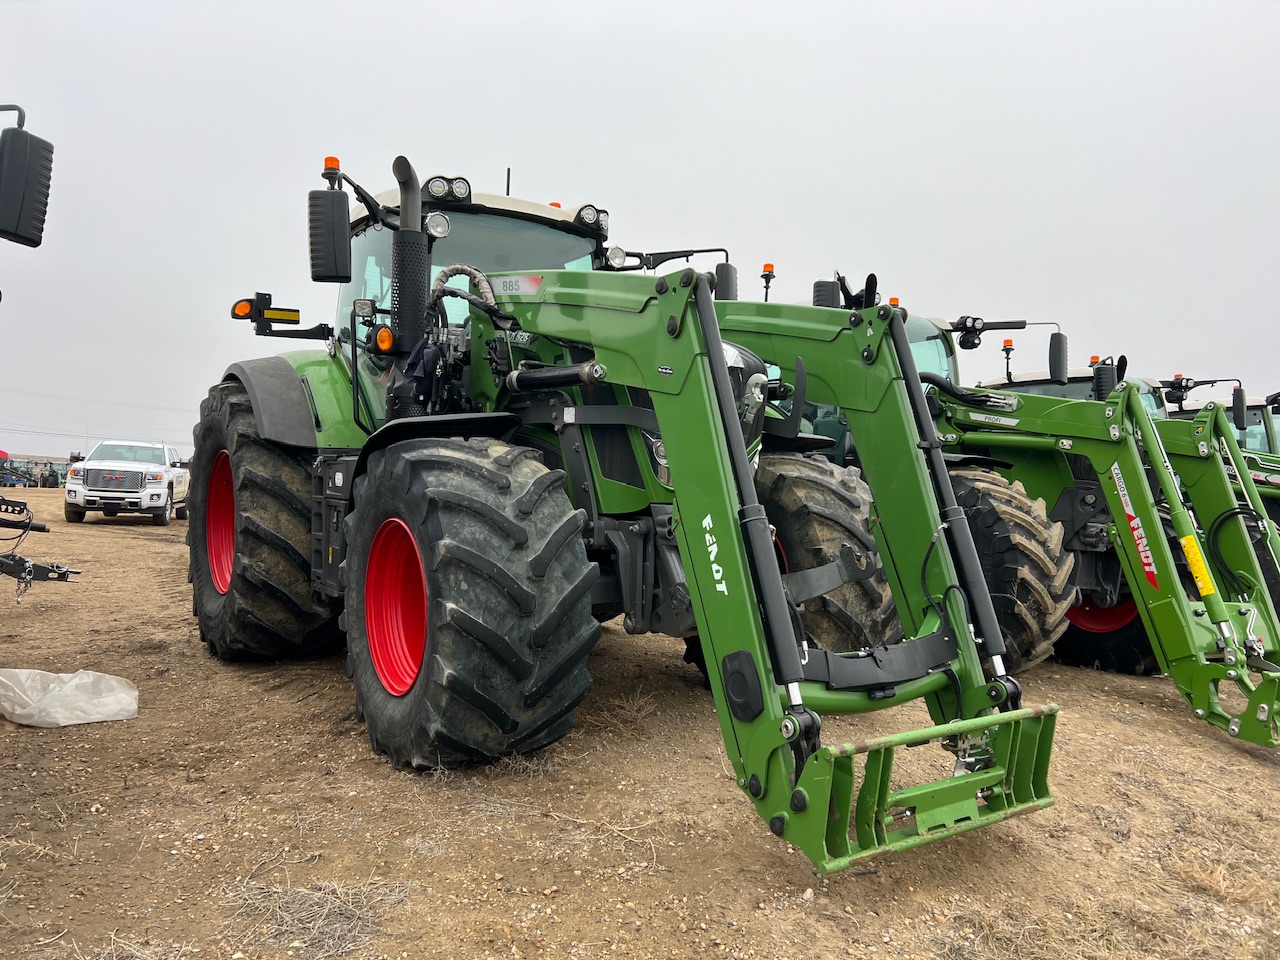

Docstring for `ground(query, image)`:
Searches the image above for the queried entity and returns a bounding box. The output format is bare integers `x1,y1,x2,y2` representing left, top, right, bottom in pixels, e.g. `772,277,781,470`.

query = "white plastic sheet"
0,669,138,727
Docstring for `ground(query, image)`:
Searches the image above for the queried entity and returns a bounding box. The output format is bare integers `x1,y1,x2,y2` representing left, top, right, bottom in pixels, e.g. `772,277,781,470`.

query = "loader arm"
936,382,1280,745
485,268,1056,873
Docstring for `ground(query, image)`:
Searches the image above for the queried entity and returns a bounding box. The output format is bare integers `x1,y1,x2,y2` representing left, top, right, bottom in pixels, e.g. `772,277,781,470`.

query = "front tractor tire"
755,453,901,652
343,437,601,769
188,381,335,660
950,466,1077,673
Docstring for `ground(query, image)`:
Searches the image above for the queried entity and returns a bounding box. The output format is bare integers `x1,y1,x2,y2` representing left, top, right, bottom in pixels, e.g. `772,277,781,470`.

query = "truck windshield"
336,211,598,334
89,443,166,465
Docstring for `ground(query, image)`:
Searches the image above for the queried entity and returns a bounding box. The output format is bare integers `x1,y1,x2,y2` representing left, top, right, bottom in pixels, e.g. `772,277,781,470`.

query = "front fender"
224,357,320,448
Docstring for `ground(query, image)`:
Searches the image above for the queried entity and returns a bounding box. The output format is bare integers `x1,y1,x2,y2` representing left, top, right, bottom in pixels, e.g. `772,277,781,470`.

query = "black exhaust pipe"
388,157,430,419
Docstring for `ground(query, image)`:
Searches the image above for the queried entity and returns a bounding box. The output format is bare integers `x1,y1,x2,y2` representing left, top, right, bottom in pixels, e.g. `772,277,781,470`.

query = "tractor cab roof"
977,370,1164,391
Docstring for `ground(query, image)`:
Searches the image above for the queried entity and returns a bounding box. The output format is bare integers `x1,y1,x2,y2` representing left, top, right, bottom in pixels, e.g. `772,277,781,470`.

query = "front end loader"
932,370,1280,745
188,156,1057,873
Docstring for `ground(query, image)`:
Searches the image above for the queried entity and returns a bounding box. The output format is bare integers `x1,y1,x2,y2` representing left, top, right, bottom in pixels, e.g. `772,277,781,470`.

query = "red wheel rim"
365,518,427,696
206,451,235,594
1065,597,1138,633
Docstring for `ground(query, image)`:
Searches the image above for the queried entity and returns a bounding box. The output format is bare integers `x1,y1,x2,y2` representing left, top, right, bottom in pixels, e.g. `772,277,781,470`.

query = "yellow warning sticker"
1179,535,1216,597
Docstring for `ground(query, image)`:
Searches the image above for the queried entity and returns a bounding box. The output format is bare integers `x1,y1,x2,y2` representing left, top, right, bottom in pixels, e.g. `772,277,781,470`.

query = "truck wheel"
342,437,601,769
949,466,1077,673
64,504,85,523
152,495,172,526
175,502,189,521
756,453,901,652
188,381,335,660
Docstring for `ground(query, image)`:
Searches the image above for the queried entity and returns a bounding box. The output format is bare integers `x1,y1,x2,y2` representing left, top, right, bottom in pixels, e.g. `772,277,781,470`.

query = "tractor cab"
976,365,1170,418
1169,394,1279,454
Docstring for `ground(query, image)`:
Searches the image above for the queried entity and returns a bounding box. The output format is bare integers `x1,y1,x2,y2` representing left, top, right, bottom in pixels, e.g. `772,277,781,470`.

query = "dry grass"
76,933,196,960
403,834,449,859
582,689,658,736
222,877,410,960
491,751,563,779
1163,850,1273,905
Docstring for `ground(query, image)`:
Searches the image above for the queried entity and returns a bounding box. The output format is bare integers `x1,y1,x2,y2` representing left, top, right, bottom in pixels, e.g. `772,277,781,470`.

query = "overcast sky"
2,0,1278,458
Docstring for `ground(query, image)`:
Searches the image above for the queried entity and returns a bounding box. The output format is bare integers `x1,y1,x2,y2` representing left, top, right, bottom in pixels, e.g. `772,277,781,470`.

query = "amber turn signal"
375,326,394,352
231,298,254,319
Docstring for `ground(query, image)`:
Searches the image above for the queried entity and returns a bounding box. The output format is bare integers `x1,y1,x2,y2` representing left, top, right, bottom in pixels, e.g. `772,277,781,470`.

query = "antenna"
506,167,511,197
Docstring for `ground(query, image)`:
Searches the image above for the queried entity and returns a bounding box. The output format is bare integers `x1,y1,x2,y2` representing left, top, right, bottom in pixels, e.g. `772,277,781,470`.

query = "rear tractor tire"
187,381,336,660
756,452,902,652
950,466,1077,673
1054,598,1156,675
342,437,601,769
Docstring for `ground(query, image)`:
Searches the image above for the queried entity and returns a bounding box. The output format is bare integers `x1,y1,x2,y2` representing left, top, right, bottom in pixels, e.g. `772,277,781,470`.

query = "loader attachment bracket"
777,705,1058,875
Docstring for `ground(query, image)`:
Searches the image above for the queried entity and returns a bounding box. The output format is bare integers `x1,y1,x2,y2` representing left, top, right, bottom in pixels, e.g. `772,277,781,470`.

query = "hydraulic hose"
888,308,1011,666
919,372,1013,409
692,274,806,693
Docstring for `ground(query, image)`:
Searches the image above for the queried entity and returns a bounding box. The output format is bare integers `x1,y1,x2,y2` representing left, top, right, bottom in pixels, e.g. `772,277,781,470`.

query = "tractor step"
787,705,1058,876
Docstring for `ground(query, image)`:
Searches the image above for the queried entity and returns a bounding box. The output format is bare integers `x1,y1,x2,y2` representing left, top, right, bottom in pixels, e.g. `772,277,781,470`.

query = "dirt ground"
2,487,1278,960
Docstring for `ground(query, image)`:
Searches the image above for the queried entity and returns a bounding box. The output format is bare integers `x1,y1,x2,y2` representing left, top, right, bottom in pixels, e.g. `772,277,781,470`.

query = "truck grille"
86,469,144,492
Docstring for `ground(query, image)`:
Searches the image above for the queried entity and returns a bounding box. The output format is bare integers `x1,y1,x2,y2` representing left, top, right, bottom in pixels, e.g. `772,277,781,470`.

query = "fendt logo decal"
702,514,730,596
1110,462,1159,589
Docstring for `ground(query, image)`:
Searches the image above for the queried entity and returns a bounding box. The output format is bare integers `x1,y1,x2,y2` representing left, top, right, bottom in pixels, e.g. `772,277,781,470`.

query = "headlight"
426,177,449,199
426,212,451,239
146,472,165,482
606,246,627,269
578,205,598,225
598,211,608,234
68,467,83,479
450,178,470,200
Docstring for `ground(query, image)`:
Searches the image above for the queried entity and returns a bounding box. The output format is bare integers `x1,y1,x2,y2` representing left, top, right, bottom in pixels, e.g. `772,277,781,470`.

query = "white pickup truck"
64,440,190,525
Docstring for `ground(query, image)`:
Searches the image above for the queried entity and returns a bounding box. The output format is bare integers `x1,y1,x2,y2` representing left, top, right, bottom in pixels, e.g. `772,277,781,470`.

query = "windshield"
1235,407,1270,452
904,316,956,379
336,211,598,333
89,443,166,465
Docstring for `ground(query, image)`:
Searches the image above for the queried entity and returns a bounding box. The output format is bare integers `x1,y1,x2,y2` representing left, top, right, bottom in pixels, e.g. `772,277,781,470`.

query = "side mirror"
713,262,738,301
0,124,54,247
1048,331,1069,385
1232,385,1248,433
308,189,352,283
70,452,83,463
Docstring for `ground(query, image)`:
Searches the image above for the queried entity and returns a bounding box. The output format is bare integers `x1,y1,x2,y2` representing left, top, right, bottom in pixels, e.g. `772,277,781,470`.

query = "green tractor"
972,360,1280,674
189,156,1057,874
1167,382,1280,527
806,290,1280,740
804,291,1078,673
930,353,1280,743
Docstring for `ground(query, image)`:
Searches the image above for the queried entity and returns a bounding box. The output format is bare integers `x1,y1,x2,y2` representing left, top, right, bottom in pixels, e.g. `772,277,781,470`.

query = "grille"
86,469,144,492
